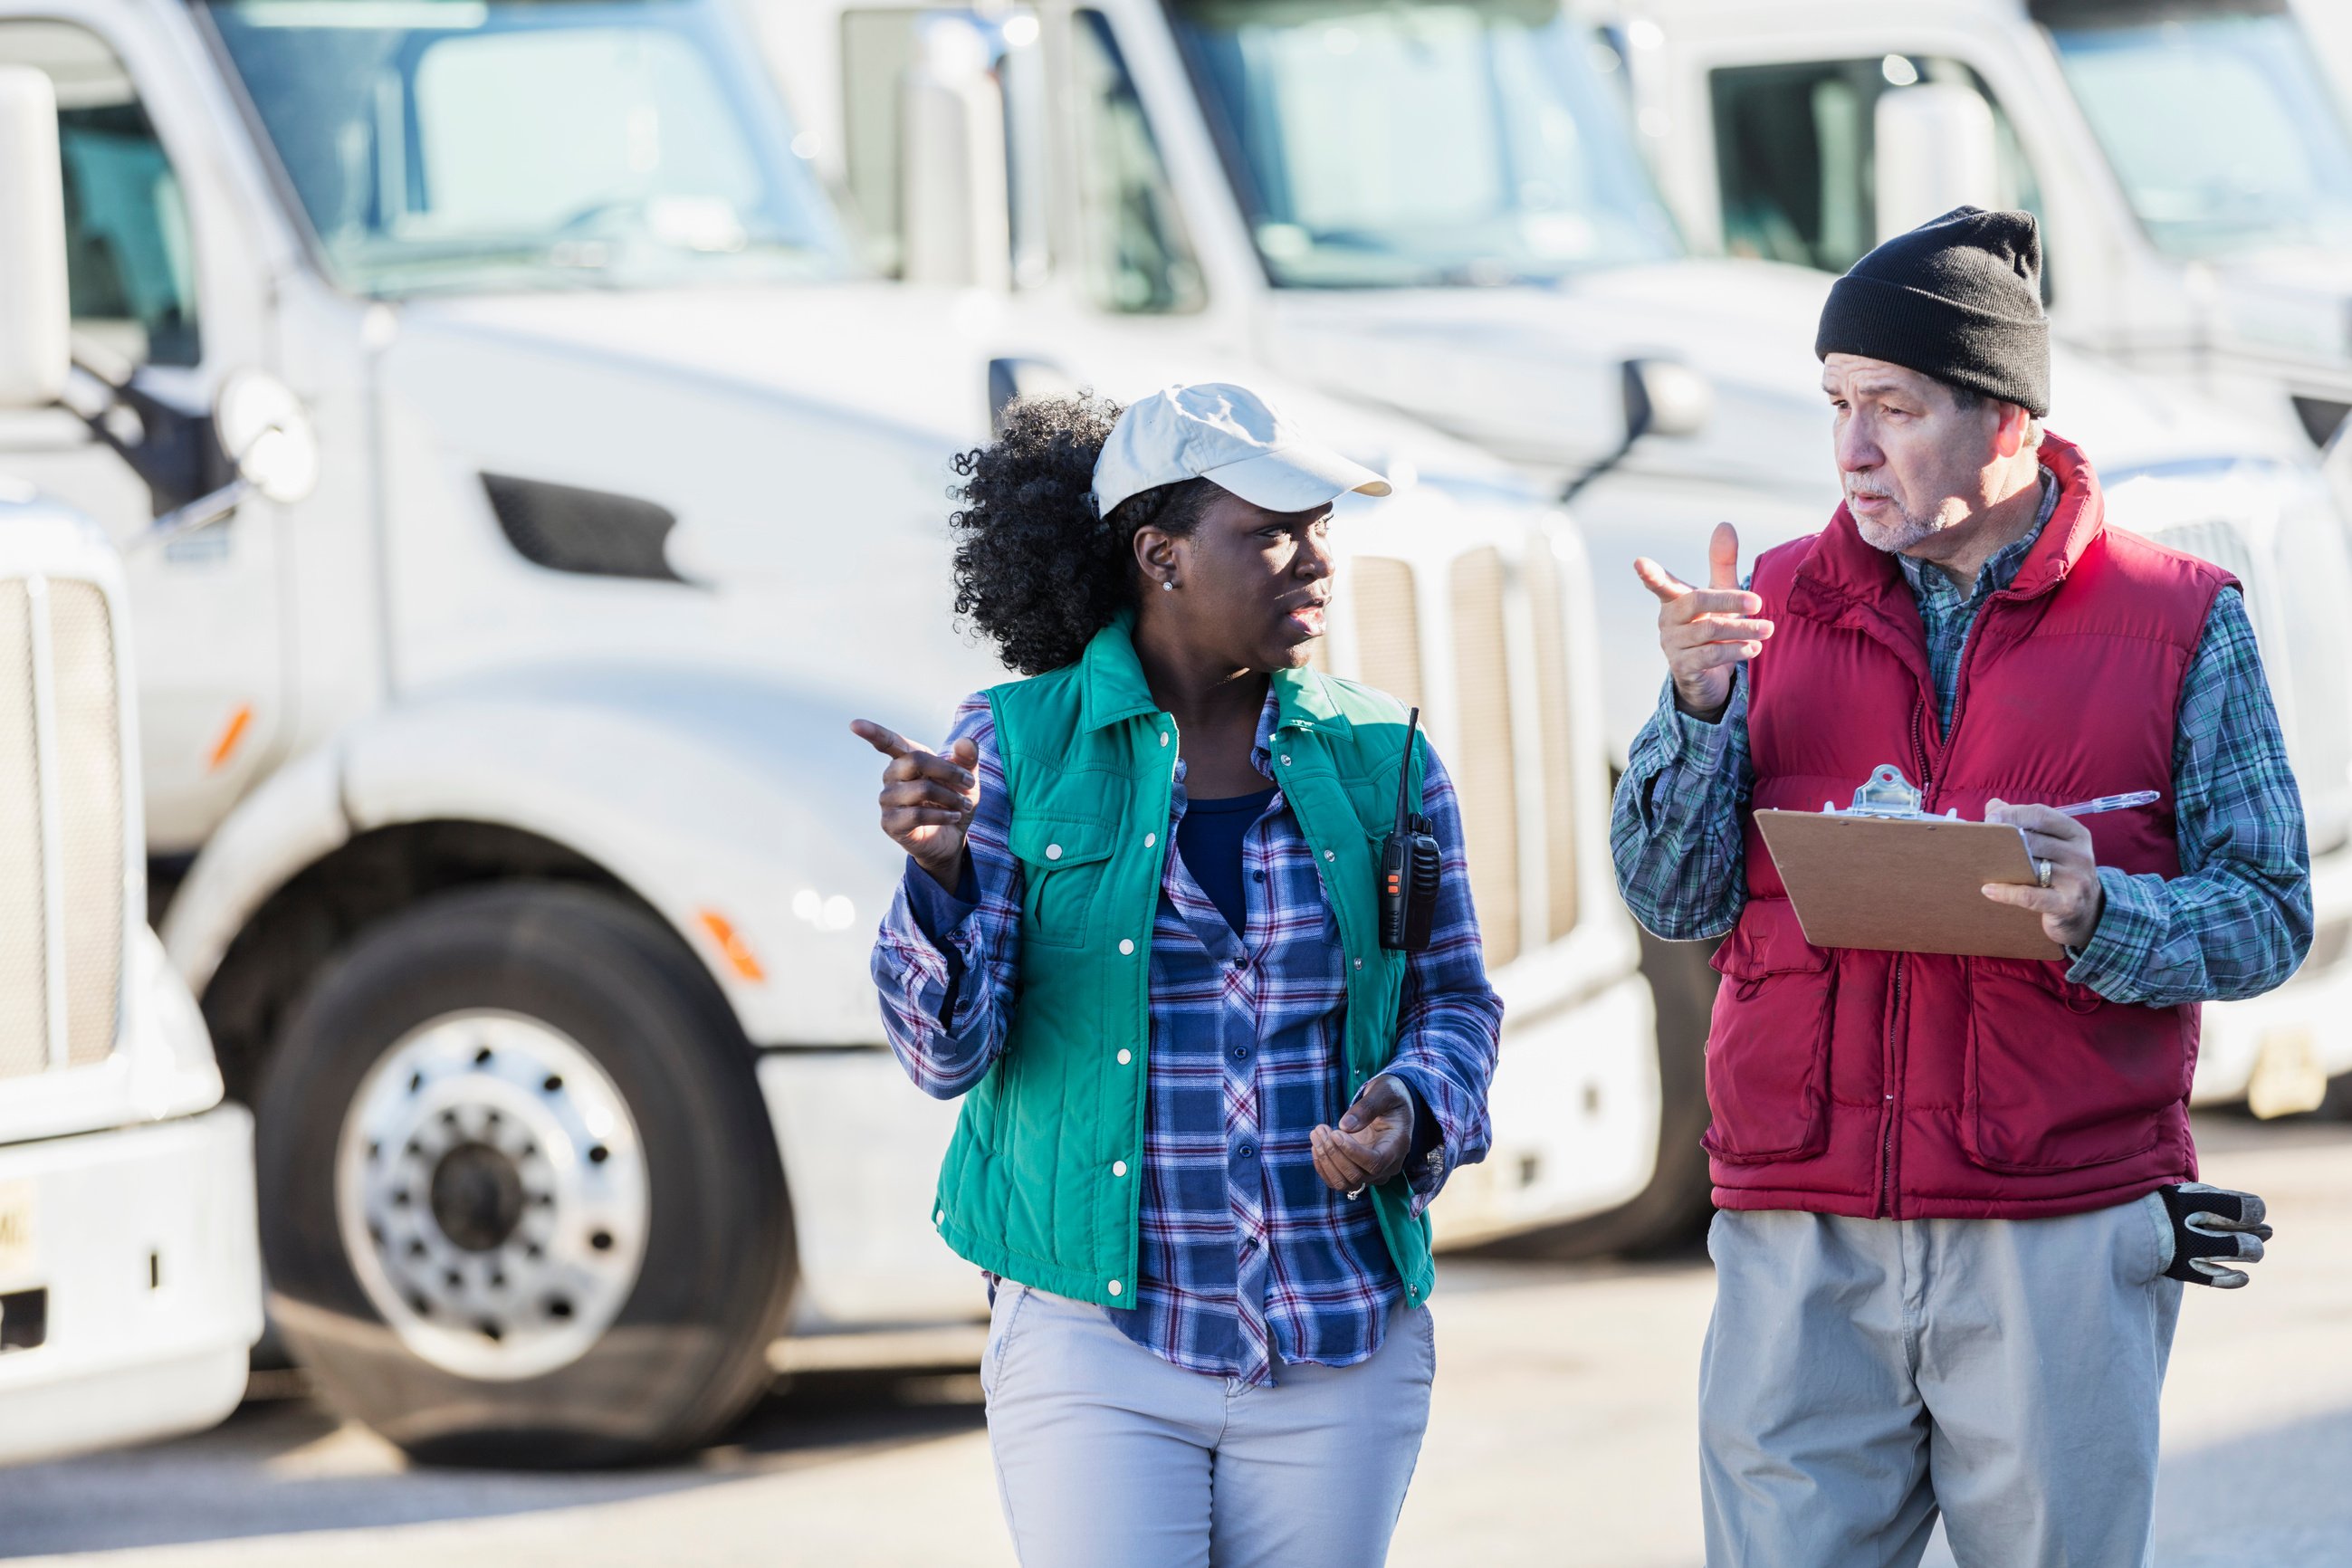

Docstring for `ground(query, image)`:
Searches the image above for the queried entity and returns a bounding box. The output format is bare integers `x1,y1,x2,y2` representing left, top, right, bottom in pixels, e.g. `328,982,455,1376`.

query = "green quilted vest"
930,616,1434,1310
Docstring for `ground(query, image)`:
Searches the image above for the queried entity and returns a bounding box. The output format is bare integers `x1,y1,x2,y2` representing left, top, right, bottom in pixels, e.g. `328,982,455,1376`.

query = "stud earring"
1162,578,1176,591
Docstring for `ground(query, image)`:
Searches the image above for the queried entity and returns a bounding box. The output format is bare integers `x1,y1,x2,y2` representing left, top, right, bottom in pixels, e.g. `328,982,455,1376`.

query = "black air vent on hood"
481,473,688,583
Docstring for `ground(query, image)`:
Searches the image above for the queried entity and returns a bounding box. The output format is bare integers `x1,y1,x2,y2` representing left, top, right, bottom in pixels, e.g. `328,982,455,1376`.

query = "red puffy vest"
1709,436,2234,1219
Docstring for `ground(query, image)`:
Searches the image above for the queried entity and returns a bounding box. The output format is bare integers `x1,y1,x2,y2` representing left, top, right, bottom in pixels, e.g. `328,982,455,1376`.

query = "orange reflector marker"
697,909,766,983
206,703,254,772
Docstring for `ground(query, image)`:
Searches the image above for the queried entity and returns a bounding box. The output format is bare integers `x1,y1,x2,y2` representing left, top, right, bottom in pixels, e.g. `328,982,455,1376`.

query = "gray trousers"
980,1282,1435,1568
1701,1196,2184,1568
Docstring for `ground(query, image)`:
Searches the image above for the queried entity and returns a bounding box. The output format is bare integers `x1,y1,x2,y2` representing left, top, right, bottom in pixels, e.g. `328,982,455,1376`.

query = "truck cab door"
0,18,284,856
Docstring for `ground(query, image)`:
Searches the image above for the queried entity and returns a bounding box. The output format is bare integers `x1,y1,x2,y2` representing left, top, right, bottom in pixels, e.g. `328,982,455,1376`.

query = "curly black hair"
948,392,1218,676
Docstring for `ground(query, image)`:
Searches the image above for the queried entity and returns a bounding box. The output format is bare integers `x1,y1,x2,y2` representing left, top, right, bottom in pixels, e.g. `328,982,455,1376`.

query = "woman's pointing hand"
852,720,980,892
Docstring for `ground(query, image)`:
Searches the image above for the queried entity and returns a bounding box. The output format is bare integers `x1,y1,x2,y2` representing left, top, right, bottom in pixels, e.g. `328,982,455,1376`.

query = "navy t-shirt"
1177,788,1277,935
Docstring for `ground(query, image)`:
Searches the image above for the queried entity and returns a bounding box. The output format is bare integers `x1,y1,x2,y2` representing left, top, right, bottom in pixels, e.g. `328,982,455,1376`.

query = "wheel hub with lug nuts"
335,1011,649,1382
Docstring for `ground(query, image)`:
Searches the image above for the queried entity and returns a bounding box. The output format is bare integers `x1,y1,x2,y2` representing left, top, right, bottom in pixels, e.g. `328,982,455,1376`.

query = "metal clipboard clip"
1823,763,1962,820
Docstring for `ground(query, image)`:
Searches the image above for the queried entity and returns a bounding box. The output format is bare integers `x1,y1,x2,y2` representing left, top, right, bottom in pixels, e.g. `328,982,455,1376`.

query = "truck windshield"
2043,5,2352,260
200,0,853,296
1167,0,1680,287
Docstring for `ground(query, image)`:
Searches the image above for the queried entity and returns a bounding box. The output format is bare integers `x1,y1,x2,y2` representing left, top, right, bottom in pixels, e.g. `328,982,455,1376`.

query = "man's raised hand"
1633,521,1774,719
850,720,980,892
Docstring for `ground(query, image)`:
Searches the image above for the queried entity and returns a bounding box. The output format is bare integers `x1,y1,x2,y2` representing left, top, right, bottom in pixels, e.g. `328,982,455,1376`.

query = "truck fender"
161,669,912,1047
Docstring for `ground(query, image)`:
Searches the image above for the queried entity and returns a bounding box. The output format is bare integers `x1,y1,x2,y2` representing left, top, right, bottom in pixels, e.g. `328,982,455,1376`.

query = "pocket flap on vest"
1711,899,1830,983
1009,815,1117,869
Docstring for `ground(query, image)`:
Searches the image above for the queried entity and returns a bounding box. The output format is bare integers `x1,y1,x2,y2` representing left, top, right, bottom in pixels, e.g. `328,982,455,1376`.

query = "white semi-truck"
0,0,1666,1462
0,64,259,1468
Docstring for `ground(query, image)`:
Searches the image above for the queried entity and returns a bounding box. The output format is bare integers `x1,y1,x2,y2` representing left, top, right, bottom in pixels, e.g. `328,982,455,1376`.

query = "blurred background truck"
1611,0,2352,453
0,0,1685,1464
0,63,259,1468
764,1,2352,1141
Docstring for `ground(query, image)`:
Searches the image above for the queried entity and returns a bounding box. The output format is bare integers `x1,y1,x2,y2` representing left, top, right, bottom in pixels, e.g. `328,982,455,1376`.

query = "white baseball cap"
1091,383,1391,521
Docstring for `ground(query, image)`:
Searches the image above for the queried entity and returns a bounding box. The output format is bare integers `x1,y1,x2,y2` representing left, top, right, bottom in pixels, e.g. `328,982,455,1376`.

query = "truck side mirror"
1874,83,2001,244
900,17,1012,290
139,370,318,549
1624,359,1712,444
215,369,319,505
1564,359,1713,502
0,67,70,410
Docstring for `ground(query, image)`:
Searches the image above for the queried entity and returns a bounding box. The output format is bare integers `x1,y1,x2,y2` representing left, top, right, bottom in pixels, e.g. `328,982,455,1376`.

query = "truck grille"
1339,542,1581,969
0,577,124,1080
2144,509,2352,856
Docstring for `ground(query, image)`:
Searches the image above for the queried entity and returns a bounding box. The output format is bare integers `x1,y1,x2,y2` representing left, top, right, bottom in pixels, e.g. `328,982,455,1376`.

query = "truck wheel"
254,883,793,1467
1492,930,1719,1259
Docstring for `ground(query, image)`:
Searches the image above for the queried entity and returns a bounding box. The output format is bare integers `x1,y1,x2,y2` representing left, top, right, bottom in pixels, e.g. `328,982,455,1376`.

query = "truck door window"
0,22,200,368
2041,3,2352,259
1710,56,2043,284
1072,11,1206,313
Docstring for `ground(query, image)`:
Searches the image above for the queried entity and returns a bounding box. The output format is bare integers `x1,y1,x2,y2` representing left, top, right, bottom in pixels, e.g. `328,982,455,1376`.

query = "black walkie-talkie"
1378,707,1440,951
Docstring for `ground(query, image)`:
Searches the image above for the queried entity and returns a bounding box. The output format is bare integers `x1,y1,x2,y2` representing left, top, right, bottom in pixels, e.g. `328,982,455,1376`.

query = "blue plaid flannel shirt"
874,689,1501,1387
1611,475,2312,1005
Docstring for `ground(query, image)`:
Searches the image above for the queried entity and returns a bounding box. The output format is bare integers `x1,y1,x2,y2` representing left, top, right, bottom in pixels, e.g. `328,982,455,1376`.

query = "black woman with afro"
854,383,1499,1568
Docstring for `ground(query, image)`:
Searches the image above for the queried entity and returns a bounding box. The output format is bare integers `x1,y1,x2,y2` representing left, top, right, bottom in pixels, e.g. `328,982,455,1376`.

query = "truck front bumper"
0,1104,261,1466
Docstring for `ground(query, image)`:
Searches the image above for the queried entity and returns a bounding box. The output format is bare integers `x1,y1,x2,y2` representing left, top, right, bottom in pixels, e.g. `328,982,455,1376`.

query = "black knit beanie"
1814,206,2050,417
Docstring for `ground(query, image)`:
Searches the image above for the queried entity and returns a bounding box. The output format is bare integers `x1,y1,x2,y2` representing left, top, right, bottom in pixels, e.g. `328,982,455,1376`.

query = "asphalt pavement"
3,1114,2347,1567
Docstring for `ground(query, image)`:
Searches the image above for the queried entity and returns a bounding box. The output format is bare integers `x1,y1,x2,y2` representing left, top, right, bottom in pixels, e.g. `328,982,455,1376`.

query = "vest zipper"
1882,696,1931,1219
1880,955,1901,1219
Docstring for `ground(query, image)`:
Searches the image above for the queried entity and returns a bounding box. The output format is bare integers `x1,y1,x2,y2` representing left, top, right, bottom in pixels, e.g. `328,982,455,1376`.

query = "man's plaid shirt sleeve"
870,696,1023,1099
2067,587,2314,1005
1609,669,1755,942
1376,744,1504,1218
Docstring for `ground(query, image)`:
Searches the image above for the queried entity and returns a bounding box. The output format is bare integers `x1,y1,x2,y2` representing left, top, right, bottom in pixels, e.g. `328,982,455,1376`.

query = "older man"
1611,207,2309,1566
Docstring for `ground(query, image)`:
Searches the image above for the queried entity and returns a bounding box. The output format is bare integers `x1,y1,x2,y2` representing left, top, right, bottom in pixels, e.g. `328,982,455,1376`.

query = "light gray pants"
980,1281,1435,1568
1701,1195,2184,1568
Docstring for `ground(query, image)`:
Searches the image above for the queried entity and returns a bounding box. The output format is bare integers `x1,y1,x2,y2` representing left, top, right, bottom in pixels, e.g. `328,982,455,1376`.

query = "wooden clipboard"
1754,792,2064,962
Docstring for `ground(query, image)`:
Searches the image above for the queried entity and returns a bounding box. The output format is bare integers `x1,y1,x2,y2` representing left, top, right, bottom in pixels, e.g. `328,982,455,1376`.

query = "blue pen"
2051,790,2160,818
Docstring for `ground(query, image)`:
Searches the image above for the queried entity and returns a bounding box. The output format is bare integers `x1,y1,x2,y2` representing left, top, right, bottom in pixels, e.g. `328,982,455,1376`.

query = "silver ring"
2035,856,2054,889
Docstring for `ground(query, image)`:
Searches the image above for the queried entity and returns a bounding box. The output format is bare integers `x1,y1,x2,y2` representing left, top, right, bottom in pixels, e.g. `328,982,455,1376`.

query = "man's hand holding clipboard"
1977,798,2106,948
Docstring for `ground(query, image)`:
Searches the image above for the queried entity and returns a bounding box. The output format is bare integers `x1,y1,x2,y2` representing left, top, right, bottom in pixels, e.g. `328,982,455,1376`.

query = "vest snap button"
1353,959,1363,970
1144,832,1156,847
1046,843,1062,861
934,1209,945,1224
1108,1279,1123,1296
1159,732,1170,747
1119,938,1135,955
1324,849,1334,861
1117,1048,1133,1065
1113,1161,1128,1177
1280,755,1291,765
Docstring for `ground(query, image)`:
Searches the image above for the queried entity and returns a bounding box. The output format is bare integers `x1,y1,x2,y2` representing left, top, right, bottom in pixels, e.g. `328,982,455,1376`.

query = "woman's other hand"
851,720,980,892
1311,1075,1416,1194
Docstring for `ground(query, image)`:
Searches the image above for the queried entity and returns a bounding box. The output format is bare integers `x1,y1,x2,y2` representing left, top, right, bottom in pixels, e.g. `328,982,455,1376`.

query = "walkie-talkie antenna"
1393,707,1420,832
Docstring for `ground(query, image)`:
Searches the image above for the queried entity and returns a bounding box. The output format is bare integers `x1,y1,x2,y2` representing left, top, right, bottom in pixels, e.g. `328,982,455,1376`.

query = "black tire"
1484,930,1719,1260
254,883,793,1467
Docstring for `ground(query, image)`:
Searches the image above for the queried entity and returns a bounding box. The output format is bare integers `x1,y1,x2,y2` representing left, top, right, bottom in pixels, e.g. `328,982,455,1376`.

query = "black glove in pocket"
2158,1183,2273,1289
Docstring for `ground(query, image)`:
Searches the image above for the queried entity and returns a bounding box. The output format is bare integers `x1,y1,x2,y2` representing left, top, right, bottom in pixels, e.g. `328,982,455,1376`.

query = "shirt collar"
1896,466,2060,608
1076,611,1354,740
